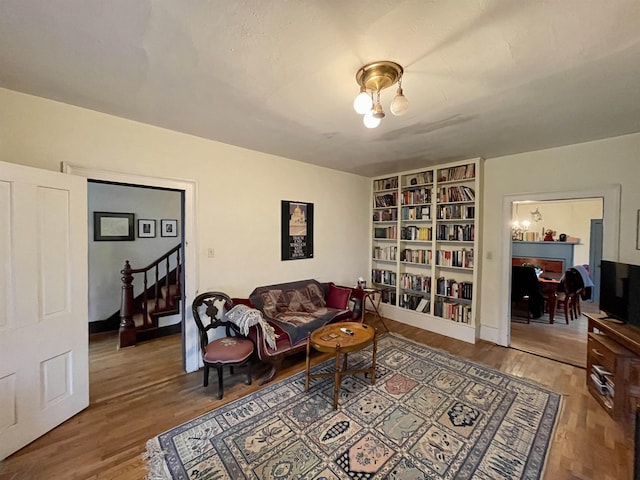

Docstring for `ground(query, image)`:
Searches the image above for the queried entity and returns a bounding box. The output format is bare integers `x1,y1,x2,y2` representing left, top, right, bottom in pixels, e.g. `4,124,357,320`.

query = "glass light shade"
353,91,373,114
363,111,381,128
390,88,409,116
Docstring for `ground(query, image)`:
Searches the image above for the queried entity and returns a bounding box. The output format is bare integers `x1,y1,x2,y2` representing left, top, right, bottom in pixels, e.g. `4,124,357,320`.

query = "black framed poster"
281,200,314,260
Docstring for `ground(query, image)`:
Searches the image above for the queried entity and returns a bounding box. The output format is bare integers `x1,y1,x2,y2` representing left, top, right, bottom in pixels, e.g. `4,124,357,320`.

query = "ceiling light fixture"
354,61,407,128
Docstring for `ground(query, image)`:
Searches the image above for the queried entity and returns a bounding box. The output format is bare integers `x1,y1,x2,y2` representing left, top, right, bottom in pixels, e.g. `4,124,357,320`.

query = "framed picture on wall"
281,200,314,260
138,219,156,238
94,212,135,241
161,219,178,237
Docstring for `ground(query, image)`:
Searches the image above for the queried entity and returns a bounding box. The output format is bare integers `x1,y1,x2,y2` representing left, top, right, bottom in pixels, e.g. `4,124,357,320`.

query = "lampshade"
363,111,381,128
353,89,373,115
390,87,409,116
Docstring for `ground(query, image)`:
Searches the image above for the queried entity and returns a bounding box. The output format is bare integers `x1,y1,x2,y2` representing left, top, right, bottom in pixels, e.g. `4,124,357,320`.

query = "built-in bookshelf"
370,158,483,343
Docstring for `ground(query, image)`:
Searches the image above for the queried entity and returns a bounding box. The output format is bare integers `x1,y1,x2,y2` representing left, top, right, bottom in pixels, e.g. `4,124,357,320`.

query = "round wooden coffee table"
305,322,377,409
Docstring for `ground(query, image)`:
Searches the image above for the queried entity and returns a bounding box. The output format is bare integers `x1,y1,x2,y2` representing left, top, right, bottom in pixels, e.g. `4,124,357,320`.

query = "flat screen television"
599,260,640,327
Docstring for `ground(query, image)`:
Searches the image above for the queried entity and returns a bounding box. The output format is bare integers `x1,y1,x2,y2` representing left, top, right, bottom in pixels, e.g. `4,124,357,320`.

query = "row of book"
403,171,433,187
436,224,474,242
374,226,397,239
400,273,431,293
374,177,399,192
399,294,430,312
436,205,475,220
372,246,397,261
401,248,432,265
434,249,474,268
401,187,432,206
371,269,397,286
437,163,475,182
434,299,472,323
372,208,397,222
437,186,475,203
401,226,432,241
402,205,431,221
590,364,614,408
436,278,473,300
380,288,397,305
374,192,397,207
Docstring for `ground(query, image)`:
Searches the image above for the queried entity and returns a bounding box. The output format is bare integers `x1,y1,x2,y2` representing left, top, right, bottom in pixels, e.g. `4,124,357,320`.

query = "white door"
0,161,88,460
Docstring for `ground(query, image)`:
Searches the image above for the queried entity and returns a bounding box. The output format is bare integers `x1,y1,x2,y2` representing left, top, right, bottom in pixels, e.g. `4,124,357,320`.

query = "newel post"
118,260,137,348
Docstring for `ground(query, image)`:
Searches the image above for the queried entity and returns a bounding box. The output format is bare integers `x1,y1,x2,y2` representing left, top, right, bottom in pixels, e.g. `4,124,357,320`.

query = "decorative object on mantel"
144,334,561,480
511,219,530,241
543,229,556,241
530,207,543,223
353,61,408,128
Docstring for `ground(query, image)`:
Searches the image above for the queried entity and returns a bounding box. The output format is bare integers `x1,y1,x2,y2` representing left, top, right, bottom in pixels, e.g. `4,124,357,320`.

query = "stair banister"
118,244,182,348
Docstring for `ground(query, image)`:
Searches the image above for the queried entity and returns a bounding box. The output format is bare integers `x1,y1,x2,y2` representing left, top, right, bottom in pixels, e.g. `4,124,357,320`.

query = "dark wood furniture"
358,287,389,333
192,292,254,399
586,313,640,420
305,322,377,409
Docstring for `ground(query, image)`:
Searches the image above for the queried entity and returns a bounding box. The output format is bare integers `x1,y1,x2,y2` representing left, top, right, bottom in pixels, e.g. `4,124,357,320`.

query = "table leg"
305,335,311,392
548,292,556,324
371,330,378,385
365,292,389,333
333,344,342,410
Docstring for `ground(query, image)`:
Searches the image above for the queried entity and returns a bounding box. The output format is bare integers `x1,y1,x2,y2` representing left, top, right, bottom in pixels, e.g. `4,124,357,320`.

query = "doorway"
62,163,200,373
509,198,603,367
497,186,621,360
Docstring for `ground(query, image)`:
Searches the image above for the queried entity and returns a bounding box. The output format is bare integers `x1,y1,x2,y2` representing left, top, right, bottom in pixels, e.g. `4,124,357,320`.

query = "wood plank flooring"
510,301,597,368
0,317,634,480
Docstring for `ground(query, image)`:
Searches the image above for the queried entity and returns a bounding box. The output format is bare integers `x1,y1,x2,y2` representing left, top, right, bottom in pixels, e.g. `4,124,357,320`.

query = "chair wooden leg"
217,367,224,400
203,365,209,387
245,362,252,385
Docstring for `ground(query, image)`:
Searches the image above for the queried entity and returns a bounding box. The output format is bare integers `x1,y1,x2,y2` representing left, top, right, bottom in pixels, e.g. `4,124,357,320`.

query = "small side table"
359,288,389,333
305,322,377,409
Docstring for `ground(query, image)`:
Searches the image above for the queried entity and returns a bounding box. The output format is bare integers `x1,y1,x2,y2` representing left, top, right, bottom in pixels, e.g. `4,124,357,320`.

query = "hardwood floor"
0,317,634,480
510,300,598,368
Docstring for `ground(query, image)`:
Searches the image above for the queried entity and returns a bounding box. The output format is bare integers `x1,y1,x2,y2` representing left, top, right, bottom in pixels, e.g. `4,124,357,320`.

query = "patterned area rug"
145,333,561,479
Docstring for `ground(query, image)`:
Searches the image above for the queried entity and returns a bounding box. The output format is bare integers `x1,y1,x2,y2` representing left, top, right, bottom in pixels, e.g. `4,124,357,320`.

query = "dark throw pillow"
326,285,352,310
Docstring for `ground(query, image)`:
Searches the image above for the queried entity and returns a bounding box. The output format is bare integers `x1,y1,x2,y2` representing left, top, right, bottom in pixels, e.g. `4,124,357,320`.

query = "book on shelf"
416,298,430,312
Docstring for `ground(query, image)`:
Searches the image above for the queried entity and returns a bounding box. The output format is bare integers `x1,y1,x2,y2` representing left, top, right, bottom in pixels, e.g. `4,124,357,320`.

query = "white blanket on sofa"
225,304,279,349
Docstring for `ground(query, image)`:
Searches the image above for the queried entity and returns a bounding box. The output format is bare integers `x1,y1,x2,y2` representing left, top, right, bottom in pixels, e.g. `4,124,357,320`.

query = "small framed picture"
93,212,134,241
161,219,178,237
138,219,156,238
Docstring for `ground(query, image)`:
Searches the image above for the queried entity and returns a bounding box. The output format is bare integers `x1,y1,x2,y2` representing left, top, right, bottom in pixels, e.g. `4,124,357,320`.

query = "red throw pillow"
326,285,352,310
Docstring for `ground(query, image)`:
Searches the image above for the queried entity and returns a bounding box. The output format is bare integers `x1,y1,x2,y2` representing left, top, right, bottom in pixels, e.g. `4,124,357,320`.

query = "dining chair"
554,269,584,323
511,266,545,322
192,291,255,399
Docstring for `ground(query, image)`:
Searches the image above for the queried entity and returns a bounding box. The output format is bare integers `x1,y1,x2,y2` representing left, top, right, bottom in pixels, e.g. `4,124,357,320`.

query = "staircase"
118,244,183,348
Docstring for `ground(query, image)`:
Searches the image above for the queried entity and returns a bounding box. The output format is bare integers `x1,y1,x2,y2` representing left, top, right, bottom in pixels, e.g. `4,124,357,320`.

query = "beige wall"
481,132,640,338
0,88,371,300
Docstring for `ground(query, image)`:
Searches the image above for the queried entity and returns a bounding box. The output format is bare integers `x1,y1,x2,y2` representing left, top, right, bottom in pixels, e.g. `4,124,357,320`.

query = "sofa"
232,279,364,384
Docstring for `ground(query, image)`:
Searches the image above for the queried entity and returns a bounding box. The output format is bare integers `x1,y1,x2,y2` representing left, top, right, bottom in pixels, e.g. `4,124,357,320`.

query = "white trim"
479,324,499,344
498,185,620,347
61,162,200,372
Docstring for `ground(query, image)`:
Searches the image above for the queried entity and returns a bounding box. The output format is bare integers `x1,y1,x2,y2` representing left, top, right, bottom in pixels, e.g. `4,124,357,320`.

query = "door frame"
497,185,620,347
62,163,200,372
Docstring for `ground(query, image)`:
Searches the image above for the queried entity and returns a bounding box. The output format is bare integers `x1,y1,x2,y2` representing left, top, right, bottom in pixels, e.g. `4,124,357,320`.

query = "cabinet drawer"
588,333,633,373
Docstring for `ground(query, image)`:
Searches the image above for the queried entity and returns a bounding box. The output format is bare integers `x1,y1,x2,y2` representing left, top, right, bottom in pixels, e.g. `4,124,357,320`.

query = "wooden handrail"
119,244,182,348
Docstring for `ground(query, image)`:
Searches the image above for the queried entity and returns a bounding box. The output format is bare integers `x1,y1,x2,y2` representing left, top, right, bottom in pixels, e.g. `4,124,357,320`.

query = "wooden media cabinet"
586,313,640,420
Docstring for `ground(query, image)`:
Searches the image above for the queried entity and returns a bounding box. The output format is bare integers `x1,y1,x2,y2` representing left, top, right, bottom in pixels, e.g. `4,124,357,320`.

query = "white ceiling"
2,1,640,177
